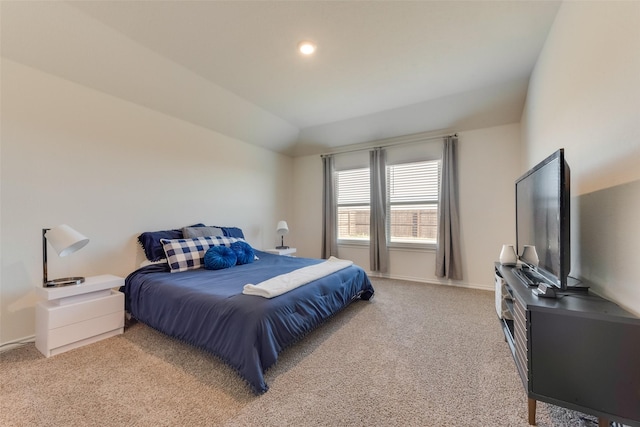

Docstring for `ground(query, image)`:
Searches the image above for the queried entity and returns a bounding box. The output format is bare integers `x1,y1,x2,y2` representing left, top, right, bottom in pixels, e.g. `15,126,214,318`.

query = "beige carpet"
1,278,598,426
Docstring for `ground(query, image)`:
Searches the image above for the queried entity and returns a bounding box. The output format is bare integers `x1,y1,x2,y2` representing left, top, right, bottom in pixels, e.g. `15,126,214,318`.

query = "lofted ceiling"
1,1,561,156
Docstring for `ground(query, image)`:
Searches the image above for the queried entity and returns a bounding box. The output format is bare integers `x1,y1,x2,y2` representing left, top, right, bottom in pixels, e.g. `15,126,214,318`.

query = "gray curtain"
370,148,388,272
435,136,463,280
321,155,338,259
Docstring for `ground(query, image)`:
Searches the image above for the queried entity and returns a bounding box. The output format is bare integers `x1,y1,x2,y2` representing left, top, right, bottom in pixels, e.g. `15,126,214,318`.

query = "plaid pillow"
161,236,241,273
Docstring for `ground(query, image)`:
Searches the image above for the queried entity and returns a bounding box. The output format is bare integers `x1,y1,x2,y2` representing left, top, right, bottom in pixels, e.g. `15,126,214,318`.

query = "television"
515,149,570,290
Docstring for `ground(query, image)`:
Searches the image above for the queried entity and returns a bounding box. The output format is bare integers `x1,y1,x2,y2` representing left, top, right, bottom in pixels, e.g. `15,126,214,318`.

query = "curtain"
435,136,463,280
370,148,388,272
321,155,338,259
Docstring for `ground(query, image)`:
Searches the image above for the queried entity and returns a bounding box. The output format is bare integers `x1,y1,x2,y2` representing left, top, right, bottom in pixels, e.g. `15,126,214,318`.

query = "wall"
521,1,640,314
0,60,293,345
1,1,300,153
292,123,521,290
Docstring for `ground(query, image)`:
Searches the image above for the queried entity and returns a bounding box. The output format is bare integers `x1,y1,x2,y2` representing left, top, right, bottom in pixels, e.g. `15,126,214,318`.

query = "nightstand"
35,274,125,357
264,247,297,256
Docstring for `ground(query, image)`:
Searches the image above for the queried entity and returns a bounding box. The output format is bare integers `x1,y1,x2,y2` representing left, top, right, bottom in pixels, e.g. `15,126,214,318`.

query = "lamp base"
44,277,85,288
275,245,289,249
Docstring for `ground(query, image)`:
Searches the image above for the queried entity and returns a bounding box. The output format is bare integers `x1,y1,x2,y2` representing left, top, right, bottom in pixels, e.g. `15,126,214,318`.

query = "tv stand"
564,284,590,292
495,263,640,426
564,276,590,292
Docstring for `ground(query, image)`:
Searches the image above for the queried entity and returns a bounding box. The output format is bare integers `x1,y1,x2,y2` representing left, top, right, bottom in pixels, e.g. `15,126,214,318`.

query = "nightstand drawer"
46,310,124,350
41,291,123,329
36,277,125,357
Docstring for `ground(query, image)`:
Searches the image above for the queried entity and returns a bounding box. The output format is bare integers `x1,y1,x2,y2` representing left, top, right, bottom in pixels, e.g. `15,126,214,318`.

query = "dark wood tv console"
495,263,640,427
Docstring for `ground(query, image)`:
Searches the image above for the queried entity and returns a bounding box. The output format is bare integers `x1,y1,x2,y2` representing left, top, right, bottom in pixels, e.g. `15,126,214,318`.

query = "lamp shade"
45,224,89,257
521,245,539,267
276,221,289,235
499,244,517,266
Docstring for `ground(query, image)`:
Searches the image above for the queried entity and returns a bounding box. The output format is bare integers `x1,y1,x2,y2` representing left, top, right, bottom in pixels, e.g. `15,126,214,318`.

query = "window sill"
389,242,436,251
337,241,436,252
337,240,368,248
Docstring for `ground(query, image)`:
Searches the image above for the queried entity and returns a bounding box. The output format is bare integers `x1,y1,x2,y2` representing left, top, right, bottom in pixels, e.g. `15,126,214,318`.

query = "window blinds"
388,161,439,205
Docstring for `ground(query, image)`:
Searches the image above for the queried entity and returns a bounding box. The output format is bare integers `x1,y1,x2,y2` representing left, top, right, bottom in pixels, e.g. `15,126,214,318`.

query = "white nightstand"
264,247,297,256
35,274,125,357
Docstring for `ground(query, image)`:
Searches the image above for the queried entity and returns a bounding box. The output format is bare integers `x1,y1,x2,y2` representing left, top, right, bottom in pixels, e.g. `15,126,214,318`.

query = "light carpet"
0,277,599,426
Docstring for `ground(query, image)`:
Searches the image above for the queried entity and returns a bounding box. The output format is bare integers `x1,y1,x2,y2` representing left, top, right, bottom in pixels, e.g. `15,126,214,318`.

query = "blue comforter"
123,251,374,394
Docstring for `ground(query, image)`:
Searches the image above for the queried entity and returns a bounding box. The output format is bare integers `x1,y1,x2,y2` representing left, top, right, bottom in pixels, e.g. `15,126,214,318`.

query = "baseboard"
0,335,36,353
367,272,493,292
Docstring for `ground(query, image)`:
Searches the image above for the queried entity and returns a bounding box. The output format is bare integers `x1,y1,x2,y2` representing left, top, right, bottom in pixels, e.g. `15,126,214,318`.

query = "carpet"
0,277,600,426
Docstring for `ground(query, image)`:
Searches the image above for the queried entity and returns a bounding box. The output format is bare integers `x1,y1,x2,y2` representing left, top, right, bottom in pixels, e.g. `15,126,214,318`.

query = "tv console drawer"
513,297,528,387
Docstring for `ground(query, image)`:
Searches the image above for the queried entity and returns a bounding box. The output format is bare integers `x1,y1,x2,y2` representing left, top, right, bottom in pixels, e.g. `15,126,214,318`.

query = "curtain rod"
320,132,457,158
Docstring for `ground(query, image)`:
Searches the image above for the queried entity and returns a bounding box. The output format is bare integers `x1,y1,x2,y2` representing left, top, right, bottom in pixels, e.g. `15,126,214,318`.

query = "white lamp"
43,224,89,287
276,220,289,249
521,245,539,267
499,244,517,266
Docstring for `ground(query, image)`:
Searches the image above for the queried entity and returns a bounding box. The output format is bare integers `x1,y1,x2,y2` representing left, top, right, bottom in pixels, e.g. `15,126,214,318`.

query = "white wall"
292,123,521,290
521,1,640,314
0,60,293,345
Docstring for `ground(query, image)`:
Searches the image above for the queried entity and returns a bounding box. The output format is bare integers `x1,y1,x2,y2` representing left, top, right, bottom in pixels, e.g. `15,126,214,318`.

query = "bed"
123,226,374,394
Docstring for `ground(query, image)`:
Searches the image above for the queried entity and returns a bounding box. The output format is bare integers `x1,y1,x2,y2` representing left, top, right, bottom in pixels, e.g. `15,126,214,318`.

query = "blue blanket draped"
123,251,374,394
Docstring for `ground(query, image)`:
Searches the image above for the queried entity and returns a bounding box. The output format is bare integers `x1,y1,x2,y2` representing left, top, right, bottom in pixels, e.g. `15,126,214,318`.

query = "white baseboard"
0,335,36,353
367,272,493,292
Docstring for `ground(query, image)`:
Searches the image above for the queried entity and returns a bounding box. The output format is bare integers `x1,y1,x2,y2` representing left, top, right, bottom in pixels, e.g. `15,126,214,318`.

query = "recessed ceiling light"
298,41,316,55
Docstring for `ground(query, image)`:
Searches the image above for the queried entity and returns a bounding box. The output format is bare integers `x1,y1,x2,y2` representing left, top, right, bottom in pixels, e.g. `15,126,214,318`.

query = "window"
388,160,440,245
336,160,440,245
336,168,370,241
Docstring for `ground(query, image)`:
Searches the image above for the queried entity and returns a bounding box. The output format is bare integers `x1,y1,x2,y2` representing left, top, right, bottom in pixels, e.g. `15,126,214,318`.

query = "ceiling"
1,1,561,156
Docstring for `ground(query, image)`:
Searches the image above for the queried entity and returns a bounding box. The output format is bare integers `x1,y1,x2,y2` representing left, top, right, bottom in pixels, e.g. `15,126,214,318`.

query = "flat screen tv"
515,149,570,290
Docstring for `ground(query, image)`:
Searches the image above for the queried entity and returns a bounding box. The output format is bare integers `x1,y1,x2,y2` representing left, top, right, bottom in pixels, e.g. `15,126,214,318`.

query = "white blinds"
336,160,440,244
388,160,440,205
336,168,369,206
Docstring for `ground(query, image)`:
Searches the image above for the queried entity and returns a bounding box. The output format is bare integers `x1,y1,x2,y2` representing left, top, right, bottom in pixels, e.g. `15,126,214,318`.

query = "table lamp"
43,224,90,287
276,220,289,249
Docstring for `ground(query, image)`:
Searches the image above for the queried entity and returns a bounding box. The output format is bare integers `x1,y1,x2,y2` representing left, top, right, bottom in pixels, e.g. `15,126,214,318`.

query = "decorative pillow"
204,246,237,270
230,241,255,265
161,236,242,272
138,223,205,261
182,226,223,239
218,226,245,239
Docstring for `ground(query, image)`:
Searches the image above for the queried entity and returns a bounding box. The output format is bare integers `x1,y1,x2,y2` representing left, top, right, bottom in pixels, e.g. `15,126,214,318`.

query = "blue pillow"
218,226,245,239
204,246,237,270
230,241,255,265
138,223,205,261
